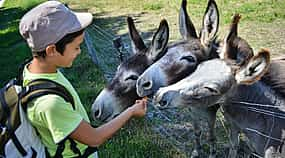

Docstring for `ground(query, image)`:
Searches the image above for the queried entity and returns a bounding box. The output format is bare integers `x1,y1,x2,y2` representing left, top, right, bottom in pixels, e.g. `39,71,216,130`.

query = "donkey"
154,14,285,158
136,0,220,157
91,17,169,122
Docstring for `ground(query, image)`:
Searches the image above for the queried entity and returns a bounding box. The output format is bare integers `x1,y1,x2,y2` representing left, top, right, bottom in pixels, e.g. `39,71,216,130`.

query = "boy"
19,1,147,157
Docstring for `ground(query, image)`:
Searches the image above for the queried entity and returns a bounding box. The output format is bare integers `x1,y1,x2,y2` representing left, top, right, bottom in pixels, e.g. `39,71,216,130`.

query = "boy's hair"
33,29,85,58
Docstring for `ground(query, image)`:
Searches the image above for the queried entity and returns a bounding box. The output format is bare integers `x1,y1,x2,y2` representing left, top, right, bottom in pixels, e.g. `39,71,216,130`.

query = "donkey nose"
92,104,102,120
137,77,154,97
159,98,169,107
93,108,101,118
156,90,176,108
142,80,152,90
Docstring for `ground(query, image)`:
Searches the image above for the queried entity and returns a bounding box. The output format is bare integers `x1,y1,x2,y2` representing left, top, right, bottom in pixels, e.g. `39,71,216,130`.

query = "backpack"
0,60,98,158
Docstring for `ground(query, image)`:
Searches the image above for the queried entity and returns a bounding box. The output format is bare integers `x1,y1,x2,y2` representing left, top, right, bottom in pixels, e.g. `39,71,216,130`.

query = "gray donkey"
91,0,220,124
91,17,169,122
154,14,285,158
136,0,220,157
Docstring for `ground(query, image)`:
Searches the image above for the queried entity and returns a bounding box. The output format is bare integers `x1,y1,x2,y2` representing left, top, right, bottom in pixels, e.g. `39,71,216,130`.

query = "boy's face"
56,32,85,68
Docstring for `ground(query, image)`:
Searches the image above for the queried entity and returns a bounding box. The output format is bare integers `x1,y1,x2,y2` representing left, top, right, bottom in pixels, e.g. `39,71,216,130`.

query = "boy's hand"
130,98,147,117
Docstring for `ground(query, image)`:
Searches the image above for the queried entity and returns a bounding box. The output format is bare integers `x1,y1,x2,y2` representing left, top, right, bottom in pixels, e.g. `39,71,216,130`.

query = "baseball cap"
19,1,93,52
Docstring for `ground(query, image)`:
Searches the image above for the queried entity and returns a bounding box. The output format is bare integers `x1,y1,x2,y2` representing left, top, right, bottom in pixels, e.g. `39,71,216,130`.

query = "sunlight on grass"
143,3,163,11
0,0,46,85
3,0,46,10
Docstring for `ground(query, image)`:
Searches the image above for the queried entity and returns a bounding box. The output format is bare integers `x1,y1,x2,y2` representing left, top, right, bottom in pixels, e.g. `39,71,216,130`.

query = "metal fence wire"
84,23,132,82
83,22,261,158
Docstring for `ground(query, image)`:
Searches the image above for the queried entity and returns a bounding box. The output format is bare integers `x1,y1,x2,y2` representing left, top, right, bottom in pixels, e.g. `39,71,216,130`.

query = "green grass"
0,0,46,86
143,2,163,11
1,0,285,157
97,119,183,158
61,0,285,55
0,0,46,47
3,0,46,9
0,43,31,86
220,0,285,24
54,0,285,157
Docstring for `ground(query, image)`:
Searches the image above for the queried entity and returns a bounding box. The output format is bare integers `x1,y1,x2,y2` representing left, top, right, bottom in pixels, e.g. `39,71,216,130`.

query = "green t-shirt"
23,65,94,157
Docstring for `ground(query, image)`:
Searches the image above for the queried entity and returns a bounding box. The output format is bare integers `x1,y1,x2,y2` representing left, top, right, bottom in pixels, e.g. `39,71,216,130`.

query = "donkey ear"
200,0,219,53
219,14,241,60
179,0,198,40
226,14,240,42
235,49,270,85
148,19,169,61
127,17,147,54
219,14,254,65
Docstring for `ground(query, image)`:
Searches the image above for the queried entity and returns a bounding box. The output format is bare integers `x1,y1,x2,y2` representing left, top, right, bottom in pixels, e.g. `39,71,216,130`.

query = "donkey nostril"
142,81,152,89
94,109,100,118
159,100,168,107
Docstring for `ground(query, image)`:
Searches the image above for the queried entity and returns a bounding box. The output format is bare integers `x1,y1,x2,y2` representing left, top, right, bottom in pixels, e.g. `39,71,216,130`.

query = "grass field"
0,0,284,157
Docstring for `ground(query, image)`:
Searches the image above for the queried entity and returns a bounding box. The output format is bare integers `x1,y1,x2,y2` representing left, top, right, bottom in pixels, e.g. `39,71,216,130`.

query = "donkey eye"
125,75,138,81
204,86,219,94
180,56,196,63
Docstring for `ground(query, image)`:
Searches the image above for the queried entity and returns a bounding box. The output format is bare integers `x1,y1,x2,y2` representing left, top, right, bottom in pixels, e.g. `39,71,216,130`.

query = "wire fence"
84,23,132,82
83,22,265,157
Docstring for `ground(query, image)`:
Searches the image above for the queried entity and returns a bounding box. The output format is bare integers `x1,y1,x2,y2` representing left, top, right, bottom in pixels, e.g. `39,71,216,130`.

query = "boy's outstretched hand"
130,97,147,117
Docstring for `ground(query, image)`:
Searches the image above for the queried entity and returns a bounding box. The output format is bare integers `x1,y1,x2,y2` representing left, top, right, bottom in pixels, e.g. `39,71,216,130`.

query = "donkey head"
91,17,169,122
153,14,270,109
136,0,220,98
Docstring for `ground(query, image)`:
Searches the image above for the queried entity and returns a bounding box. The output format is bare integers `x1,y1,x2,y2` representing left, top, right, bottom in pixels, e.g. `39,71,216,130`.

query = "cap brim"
74,12,93,29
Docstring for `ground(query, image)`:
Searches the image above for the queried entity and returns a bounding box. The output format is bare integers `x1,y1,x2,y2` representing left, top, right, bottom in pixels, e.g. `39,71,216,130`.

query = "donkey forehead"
118,54,149,72
157,41,202,63
166,60,233,93
168,40,203,55
111,68,140,85
188,59,233,83
108,69,139,90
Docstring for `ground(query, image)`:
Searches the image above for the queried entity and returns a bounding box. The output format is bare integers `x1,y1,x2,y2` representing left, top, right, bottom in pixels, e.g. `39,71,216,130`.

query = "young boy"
19,1,147,157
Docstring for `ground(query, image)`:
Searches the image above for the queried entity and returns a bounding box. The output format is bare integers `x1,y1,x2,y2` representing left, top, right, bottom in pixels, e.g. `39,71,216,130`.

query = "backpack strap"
81,146,98,158
21,79,77,157
54,138,98,158
20,79,97,157
17,58,33,85
20,79,75,111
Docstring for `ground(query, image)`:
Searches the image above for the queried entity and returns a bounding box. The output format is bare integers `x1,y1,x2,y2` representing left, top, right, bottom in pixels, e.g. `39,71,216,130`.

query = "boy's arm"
69,99,147,147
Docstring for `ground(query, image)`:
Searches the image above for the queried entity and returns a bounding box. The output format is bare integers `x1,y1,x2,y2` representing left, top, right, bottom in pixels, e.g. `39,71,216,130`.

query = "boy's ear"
46,45,58,56
235,49,270,85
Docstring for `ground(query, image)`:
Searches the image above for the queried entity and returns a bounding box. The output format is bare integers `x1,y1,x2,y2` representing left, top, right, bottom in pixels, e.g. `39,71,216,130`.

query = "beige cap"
19,1,93,52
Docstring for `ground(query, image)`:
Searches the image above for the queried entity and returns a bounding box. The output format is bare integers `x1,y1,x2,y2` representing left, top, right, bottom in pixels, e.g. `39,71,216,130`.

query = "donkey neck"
223,81,285,110
219,80,285,131
221,80,285,156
